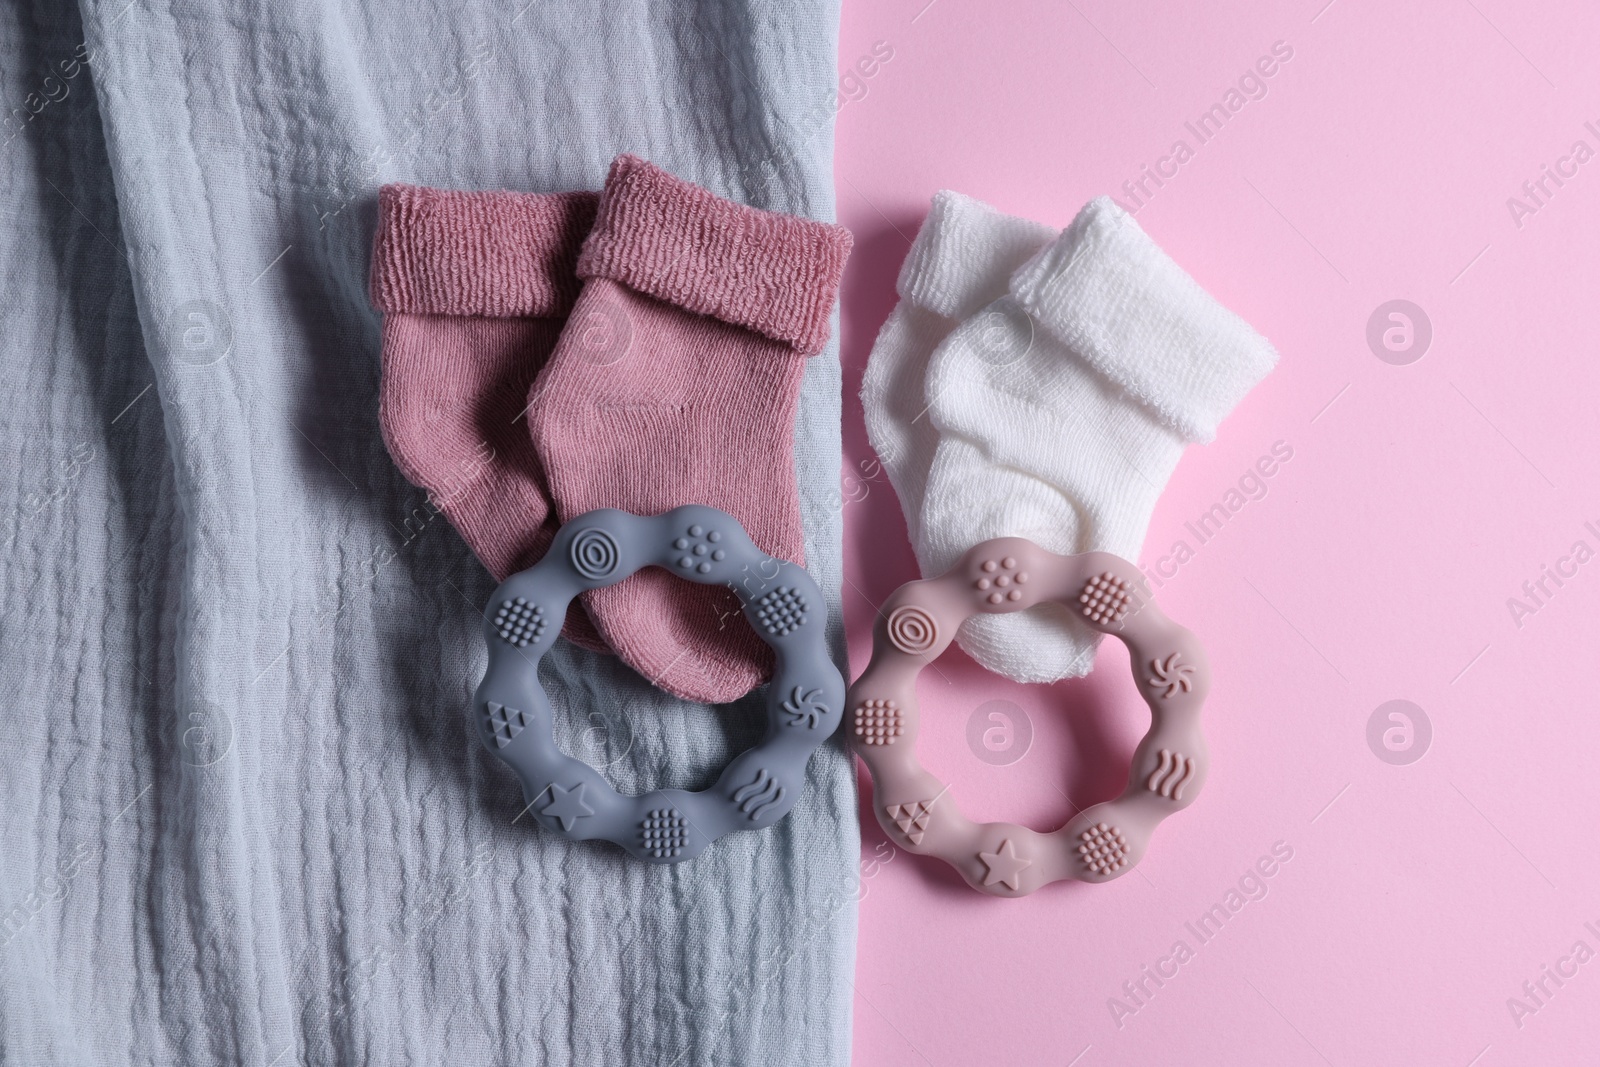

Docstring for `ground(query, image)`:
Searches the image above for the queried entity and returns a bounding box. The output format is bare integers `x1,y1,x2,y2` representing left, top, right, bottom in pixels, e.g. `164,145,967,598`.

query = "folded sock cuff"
369,183,598,318
576,154,853,355
1010,197,1279,443
897,190,1056,321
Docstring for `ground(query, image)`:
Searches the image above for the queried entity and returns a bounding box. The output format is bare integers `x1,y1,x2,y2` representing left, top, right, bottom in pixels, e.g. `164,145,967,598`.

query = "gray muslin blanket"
0,1,857,1064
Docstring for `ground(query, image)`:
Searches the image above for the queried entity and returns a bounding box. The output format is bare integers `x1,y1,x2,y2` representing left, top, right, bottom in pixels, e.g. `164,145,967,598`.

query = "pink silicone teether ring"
848,537,1210,897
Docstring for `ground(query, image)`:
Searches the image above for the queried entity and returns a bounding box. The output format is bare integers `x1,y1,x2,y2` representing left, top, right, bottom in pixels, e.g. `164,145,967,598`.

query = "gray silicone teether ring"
471,505,845,863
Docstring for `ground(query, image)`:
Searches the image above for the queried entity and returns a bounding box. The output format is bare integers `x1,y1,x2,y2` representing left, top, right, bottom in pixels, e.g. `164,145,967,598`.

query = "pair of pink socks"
370,155,852,703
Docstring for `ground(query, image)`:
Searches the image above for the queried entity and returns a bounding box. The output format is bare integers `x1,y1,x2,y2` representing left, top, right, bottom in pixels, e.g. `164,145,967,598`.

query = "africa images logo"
1114,41,1295,215
1106,841,1295,1029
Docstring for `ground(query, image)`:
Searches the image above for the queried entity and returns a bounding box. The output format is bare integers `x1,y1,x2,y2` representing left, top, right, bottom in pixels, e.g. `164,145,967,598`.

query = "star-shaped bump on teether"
978,838,1031,892
540,782,594,831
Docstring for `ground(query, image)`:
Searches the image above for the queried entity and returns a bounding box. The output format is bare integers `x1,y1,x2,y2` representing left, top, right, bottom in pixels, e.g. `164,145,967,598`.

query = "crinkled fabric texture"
0,2,857,1065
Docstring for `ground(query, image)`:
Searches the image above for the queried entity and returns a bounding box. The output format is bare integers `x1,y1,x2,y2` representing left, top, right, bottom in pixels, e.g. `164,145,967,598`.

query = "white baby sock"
920,196,1279,683
860,191,1054,547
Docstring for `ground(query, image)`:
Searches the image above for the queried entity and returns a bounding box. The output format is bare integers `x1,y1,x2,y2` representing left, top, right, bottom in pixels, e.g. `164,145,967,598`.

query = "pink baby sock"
370,182,607,650
527,155,852,703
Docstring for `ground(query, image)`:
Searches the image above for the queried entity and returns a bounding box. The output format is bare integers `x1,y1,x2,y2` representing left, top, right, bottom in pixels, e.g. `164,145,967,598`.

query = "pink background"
833,0,1600,1063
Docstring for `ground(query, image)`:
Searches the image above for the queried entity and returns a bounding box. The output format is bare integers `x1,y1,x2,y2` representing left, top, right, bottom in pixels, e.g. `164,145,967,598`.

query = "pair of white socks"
862,191,1277,683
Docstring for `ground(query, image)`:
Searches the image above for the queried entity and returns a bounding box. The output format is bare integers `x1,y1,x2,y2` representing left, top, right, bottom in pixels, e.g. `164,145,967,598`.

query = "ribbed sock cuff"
369,183,598,318
1009,197,1278,443
576,154,853,355
897,190,1056,321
